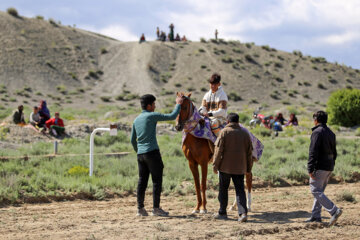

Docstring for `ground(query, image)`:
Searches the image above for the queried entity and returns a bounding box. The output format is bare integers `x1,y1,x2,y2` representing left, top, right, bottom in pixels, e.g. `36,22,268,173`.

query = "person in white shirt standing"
198,73,228,136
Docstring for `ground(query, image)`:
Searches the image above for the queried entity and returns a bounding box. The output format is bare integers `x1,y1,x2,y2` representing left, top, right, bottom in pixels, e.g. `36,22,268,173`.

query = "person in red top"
45,112,65,136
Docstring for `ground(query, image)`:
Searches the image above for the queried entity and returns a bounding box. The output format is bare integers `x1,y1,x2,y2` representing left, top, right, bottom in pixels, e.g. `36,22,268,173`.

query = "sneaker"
305,216,322,223
151,207,169,216
136,207,148,217
329,208,342,226
213,213,228,220
238,214,248,222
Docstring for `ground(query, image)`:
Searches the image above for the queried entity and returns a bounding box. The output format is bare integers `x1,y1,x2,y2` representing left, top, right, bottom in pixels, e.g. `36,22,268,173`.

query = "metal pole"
54,141,58,155
89,128,110,176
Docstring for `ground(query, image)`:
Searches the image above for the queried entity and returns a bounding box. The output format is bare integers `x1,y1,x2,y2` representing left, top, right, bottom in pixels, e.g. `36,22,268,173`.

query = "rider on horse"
198,73,228,137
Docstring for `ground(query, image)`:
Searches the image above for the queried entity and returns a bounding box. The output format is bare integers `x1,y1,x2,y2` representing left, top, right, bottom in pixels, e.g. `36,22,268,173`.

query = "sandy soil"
0,182,359,240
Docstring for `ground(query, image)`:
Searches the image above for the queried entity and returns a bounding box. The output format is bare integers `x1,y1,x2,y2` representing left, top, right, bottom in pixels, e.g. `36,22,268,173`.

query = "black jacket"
308,124,337,173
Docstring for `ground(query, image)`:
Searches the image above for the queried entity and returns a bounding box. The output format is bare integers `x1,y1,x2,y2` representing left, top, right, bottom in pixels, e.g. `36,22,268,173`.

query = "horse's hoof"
200,209,207,214
192,209,200,214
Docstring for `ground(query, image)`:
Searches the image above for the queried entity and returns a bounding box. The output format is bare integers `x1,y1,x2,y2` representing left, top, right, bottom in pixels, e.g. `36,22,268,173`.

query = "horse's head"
175,92,193,131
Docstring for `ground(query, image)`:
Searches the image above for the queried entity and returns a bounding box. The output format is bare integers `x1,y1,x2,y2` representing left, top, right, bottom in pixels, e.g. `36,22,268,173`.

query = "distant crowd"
12,100,65,137
139,23,187,43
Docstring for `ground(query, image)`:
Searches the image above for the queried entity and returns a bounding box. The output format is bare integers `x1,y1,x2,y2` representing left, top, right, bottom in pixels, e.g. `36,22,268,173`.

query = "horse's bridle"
177,96,194,131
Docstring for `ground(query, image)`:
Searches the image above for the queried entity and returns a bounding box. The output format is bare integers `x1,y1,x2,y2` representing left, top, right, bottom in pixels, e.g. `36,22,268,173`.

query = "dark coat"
213,122,253,175
308,124,337,173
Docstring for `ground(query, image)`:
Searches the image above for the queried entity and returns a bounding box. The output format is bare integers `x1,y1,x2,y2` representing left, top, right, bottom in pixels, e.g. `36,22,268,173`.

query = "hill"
0,10,359,118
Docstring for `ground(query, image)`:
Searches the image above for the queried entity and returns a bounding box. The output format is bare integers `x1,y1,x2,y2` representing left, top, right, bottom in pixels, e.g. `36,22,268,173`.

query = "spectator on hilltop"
215,29,218,41
175,33,181,41
169,23,174,41
45,112,65,136
160,31,166,42
181,35,187,41
139,33,146,43
12,105,26,125
156,27,160,40
29,106,42,128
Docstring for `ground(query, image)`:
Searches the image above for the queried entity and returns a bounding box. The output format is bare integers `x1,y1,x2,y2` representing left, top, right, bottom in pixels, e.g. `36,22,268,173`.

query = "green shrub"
100,48,108,54
221,56,233,63
68,166,89,176
7,8,18,17
327,88,360,127
36,15,44,20
48,18,58,27
100,96,111,102
228,92,242,101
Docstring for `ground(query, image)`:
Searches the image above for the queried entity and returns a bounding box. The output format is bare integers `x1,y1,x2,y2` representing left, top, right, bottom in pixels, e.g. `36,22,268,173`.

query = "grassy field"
1,127,359,205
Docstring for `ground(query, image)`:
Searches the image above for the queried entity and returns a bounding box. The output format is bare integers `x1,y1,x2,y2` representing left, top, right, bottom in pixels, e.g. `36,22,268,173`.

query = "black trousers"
218,172,247,216
137,149,164,209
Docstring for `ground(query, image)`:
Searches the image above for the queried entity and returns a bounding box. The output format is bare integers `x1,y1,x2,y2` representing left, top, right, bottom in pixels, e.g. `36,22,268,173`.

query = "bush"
327,89,360,127
7,8,18,17
228,92,242,101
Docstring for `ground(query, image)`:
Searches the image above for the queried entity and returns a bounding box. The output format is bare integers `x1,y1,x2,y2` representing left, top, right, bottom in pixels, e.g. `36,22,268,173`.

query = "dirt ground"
0,182,359,240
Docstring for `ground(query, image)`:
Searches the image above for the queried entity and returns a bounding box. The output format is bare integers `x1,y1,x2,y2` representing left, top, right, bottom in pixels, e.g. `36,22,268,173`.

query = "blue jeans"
310,170,338,218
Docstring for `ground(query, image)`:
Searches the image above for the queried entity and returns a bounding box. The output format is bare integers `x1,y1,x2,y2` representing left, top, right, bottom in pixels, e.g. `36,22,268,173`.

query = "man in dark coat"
307,110,342,226
212,113,252,222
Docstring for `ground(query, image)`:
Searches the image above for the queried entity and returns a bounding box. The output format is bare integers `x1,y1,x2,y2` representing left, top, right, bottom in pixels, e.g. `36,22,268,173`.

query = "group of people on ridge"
130,72,342,226
12,100,65,136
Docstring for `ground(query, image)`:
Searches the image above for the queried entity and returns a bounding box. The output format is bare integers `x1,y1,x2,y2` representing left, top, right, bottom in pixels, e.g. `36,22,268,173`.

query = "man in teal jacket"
131,94,183,216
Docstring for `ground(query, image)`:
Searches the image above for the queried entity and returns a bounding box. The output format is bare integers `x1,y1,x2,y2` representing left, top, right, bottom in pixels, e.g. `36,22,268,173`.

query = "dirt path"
1,182,359,240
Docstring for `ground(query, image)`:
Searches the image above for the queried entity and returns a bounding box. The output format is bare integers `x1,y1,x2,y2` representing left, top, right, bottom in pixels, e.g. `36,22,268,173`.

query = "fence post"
54,141,58,155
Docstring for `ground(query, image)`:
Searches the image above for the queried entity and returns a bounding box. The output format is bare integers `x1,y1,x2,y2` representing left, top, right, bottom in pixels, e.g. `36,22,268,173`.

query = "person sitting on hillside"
285,113,299,126
175,33,181,41
139,33,146,43
45,112,65,136
38,100,50,126
198,73,228,137
29,106,42,128
275,113,287,125
160,31,166,42
12,105,26,125
181,35,187,41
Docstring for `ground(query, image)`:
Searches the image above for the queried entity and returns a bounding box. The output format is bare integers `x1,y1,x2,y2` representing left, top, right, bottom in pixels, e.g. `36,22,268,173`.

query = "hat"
208,73,221,84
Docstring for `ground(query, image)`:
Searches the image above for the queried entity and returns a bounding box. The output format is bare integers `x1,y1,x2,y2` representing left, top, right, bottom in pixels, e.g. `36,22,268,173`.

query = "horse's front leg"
188,161,201,213
200,163,208,213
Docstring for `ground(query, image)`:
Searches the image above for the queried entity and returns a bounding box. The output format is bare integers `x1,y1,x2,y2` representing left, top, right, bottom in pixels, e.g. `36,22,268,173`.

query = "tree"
327,88,360,127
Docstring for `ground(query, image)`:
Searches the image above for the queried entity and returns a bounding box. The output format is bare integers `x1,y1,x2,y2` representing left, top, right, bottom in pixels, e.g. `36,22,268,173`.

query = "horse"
175,92,258,213
175,92,212,213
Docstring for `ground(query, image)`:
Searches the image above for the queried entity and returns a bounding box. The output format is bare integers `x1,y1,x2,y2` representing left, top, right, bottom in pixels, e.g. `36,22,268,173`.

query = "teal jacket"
131,104,181,154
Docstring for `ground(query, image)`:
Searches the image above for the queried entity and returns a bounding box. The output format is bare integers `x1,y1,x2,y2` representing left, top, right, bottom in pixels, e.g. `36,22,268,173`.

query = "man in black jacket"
307,111,342,226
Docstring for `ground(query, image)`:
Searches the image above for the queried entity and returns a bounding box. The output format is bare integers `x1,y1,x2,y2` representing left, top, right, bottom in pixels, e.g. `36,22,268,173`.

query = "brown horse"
175,92,255,213
175,92,212,213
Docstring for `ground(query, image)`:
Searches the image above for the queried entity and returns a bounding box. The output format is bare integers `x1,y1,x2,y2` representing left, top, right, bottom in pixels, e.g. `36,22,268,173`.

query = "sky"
1,0,360,69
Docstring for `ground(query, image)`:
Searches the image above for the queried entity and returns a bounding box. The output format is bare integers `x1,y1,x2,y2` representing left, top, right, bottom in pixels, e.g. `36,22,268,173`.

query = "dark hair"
208,73,221,84
313,111,327,124
33,106,38,109
227,113,239,123
140,94,156,110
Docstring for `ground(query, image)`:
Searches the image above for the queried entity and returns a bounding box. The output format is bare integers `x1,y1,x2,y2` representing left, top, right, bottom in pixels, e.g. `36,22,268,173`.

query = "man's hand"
213,166,218,174
309,172,315,180
176,94,184,104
